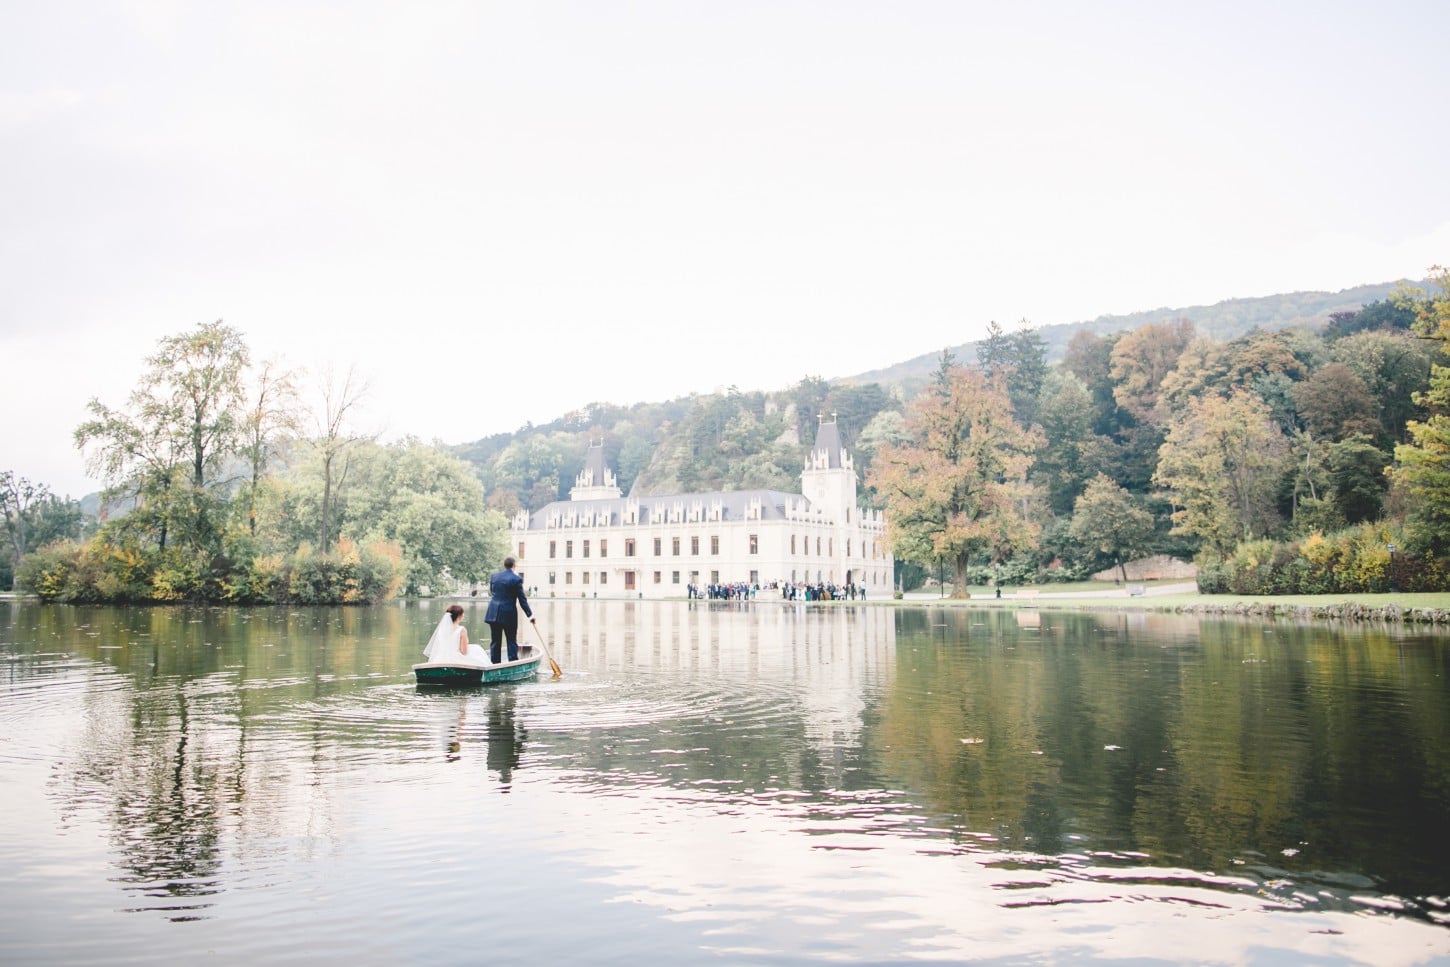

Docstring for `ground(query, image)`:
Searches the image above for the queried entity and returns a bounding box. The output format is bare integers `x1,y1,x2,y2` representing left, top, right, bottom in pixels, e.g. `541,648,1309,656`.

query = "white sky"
4,1,1449,498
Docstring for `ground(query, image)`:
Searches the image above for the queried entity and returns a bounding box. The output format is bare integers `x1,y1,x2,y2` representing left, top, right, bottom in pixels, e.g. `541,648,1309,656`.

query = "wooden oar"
530,618,563,678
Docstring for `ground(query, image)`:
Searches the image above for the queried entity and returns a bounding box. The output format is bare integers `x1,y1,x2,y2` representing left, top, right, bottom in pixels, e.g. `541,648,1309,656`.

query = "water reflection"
2,599,1449,962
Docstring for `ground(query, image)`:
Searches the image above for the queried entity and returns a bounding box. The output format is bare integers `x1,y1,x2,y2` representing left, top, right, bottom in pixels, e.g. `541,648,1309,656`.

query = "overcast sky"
4,1,1449,498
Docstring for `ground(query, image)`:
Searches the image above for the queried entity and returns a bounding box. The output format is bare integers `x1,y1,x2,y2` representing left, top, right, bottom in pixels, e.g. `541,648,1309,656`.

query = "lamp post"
1387,544,1397,594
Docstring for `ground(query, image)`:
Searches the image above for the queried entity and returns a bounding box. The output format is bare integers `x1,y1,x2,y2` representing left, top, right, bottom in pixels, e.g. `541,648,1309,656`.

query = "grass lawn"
903,581,1450,613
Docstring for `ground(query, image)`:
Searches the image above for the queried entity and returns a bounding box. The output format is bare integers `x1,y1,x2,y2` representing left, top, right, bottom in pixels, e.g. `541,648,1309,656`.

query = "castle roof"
809,416,846,469
581,441,609,484
521,489,814,529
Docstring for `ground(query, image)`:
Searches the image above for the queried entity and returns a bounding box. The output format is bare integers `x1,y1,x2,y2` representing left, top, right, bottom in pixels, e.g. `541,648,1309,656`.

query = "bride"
423,604,488,665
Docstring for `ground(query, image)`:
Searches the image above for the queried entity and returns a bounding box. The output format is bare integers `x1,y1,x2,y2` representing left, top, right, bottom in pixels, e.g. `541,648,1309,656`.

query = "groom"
484,556,535,663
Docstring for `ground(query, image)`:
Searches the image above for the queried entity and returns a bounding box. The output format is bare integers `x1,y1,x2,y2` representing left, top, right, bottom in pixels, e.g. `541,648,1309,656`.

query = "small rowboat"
413,645,540,686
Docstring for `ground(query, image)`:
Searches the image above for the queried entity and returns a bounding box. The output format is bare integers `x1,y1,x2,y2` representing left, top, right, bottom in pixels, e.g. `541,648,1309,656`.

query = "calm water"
2,599,1449,965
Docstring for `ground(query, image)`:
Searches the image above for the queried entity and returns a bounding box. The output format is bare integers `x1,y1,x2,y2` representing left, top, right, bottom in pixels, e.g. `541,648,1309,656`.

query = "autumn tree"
1153,390,1291,555
1109,319,1195,426
869,356,1042,596
1069,474,1155,583
1292,362,1380,441
1158,330,1308,432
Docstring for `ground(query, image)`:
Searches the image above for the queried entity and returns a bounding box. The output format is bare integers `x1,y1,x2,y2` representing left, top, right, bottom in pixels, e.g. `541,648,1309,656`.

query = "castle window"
691,536,699,555
566,540,573,558
600,540,608,558
672,537,680,556
654,537,662,555
626,539,636,557
583,540,590,558
711,535,719,555
549,541,556,559
749,534,759,555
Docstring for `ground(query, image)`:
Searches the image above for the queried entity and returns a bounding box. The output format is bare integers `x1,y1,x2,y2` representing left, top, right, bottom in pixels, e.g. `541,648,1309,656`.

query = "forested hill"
845,279,1407,395
452,275,1424,519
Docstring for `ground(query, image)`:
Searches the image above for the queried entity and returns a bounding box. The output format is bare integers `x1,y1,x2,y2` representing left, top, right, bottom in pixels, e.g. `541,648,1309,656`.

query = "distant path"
1015,581,1198,600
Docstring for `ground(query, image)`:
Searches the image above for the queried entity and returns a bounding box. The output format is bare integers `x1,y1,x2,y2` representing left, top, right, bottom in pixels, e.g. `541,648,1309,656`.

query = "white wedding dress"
423,615,488,665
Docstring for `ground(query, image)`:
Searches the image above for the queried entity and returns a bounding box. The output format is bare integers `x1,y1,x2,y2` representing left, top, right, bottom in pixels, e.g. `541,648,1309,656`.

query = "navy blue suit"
484,568,533,662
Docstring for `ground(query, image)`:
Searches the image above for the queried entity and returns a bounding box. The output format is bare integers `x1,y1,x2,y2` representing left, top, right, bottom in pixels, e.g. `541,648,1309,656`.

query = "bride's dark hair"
446,604,464,621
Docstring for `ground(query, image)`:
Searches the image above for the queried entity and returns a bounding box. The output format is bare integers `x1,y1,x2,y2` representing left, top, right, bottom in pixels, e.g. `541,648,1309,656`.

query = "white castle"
509,416,892,597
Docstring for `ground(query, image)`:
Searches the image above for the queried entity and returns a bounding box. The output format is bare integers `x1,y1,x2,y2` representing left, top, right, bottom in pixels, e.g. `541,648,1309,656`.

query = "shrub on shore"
1196,524,1447,595
17,536,405,605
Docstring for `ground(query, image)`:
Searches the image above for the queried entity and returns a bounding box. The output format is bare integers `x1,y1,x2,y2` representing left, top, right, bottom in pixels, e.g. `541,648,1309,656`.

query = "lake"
2,598,1449,965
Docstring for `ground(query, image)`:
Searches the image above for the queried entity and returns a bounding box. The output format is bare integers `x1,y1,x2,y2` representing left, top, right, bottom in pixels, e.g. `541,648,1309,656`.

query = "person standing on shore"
484,556,534,663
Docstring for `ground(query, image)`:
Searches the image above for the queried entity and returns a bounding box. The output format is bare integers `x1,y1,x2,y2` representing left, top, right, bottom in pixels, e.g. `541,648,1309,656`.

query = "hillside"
841,280,1409,392
451,276,1424,513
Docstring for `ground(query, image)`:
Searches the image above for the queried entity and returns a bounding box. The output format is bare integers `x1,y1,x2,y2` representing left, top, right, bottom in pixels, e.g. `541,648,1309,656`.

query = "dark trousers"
488,616,519,663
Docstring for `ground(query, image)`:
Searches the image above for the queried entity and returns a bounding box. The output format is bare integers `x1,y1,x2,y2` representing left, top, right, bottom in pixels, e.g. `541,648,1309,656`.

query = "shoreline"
8,587,1450,624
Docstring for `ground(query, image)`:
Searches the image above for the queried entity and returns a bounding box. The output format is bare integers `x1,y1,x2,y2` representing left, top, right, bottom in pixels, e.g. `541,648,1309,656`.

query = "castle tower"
569,440,623,501
800,413,857,522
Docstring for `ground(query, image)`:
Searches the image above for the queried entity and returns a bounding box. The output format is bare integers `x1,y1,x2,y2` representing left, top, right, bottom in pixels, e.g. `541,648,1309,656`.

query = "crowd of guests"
783,581,863,601
685,581,866,601
689,582,761,599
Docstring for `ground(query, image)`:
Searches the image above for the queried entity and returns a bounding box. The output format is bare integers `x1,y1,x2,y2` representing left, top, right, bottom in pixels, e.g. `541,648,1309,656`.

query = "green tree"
1331,330,1435,445
343,440,507,592
869,364,1042,596
1033,370,1111,515
1068,474,1155,583
793,376,831,440
1,472,46,585
0,473,81,589
312,365,370,549
1326,434,1390,525
240,358,303,537
977,320,1048,426
75,321,249,552
1154,391,1291,555
1062,329,1123,437
1390,267,1450,550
